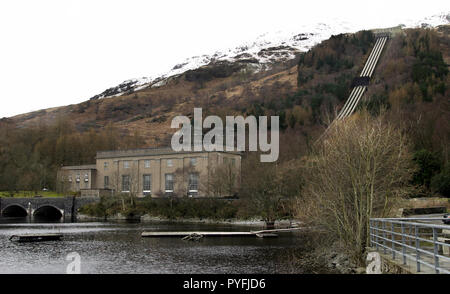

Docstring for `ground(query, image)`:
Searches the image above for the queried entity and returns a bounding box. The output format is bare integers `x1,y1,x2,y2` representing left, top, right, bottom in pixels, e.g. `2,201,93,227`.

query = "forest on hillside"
0,120,146,193
242,28,450,198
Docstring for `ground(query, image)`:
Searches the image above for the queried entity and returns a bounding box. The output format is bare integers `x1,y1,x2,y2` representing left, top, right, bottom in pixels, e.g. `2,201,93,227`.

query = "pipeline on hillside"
314,30,393,144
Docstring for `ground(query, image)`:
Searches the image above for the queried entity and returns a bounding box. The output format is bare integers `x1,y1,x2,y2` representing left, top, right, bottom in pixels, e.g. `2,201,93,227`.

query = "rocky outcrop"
315,242,360,274
183,61,245,82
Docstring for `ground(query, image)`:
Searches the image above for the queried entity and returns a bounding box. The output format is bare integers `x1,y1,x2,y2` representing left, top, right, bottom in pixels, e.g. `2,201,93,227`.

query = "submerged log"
142,227,303,238
9,234,63,243
181,233,204,241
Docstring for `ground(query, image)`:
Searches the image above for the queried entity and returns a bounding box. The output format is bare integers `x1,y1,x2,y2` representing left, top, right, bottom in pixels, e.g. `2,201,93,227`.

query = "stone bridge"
0,196,99,220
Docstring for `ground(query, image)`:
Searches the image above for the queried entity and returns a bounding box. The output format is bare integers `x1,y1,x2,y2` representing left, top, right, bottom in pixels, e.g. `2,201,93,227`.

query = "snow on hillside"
90,12,450,100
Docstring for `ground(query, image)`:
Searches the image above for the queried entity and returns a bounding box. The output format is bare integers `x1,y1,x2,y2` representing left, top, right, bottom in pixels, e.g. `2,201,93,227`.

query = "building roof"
96,146,241,159
60,164,97,170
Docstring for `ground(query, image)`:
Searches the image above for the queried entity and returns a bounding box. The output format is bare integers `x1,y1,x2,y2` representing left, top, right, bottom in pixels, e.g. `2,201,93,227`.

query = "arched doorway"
33,205,63,220
1,205,28,217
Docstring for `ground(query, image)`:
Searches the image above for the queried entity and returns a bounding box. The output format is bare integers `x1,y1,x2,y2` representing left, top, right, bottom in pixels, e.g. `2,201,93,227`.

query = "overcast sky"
0,0,448,118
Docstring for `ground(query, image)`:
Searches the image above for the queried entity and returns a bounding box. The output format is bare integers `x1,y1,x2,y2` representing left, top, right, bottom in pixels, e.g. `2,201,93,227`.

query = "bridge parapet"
0,196,99,220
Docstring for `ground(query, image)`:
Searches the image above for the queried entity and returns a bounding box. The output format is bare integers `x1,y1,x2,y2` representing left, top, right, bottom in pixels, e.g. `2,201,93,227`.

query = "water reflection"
0,218,303,274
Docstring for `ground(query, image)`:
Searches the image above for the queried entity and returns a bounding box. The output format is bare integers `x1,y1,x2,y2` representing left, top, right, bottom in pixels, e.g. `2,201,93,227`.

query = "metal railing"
370,217,450,274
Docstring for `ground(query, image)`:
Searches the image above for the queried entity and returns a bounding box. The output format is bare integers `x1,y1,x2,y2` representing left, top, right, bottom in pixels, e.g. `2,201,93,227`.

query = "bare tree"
240,153,302,224
298,110,415,264
208,161,240,197
109,161,139,209
127,161,140,207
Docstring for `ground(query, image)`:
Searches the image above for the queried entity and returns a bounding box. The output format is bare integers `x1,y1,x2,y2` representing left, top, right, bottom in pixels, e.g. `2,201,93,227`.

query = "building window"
122,175,130,192
144,160,151,168
143,174,151,194
165,173,174,192
76,174,80,182
188,173,199,192
223,157,229,165
104,162,109,170
123,161,130,169
167,159,173,167
231,158,236,166
104,176,109,189
190,158,197,166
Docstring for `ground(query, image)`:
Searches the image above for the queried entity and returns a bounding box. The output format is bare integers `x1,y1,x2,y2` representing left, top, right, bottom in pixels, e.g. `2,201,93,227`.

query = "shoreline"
76,213,300,227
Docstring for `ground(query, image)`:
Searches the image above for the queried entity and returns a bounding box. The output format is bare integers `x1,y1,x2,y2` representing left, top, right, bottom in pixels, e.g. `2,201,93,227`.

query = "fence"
370,218,450,274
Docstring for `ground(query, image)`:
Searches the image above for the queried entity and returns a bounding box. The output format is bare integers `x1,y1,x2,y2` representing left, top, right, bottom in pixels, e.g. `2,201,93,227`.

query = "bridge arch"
33,205,63,220
1,204,28,217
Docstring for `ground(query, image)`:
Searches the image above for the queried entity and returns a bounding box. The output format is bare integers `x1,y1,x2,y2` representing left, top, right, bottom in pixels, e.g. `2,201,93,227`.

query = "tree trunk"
265,221,275,229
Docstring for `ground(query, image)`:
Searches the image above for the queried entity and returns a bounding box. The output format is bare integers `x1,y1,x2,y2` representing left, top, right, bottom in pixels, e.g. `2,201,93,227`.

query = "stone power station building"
57,148,241,198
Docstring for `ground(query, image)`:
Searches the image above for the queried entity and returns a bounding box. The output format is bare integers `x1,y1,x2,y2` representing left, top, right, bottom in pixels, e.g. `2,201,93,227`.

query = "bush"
412,149,441,188
431,166,450,197
79,197,242,220
145,198,241,220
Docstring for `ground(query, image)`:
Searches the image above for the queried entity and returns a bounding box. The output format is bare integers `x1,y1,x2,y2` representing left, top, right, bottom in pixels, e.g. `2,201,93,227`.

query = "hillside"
6,13,449,147
0,22,449,194
8,55,300,146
